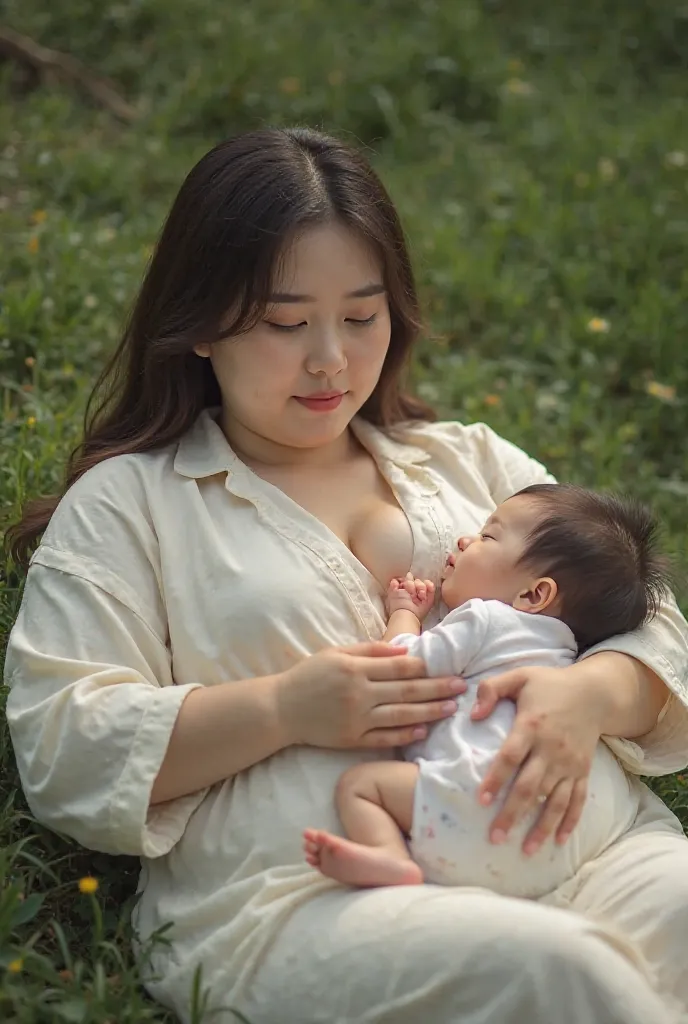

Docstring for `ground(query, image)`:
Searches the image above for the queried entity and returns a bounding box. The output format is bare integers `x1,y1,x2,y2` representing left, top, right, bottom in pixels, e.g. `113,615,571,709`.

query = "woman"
5,128,688,1024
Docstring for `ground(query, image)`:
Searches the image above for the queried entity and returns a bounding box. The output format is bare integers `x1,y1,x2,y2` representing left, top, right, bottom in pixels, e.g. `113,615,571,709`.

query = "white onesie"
391,599,640,898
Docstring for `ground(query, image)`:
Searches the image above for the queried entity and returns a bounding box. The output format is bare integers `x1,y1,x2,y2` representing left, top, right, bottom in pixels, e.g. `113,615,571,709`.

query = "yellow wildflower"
645,380,676,402
25,356,35,367
505,78,533,96
78,876,99,895
27,236,39,254
598,158,618,181
279,77,301,95
26,416,36,427
31,209,47,224
7,958,23,974
484,394,501,407
587,317,610,333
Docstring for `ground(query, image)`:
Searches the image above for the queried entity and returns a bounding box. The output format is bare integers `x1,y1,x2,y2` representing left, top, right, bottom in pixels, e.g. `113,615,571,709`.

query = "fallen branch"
0,24,138,122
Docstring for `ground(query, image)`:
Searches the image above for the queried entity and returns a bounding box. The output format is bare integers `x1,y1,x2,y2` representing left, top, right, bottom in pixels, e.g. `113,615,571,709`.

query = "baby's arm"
383,574,436,643
388,599,489,680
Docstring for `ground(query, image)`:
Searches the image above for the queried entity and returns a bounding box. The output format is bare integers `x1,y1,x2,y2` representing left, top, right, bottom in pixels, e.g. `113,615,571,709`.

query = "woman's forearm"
150,674,290,805
578,651,670,739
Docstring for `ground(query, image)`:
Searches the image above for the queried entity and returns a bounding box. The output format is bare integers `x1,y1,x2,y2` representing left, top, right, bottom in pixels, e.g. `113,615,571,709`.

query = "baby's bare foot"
303,828,423,888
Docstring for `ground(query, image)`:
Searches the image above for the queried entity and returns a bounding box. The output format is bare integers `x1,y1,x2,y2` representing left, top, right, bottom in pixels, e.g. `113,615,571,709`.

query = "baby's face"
441,496,539,610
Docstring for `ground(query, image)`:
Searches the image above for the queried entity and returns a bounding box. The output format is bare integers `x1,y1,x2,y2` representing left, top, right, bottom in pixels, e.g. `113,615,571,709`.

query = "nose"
457,535,476,552
304,324,348,377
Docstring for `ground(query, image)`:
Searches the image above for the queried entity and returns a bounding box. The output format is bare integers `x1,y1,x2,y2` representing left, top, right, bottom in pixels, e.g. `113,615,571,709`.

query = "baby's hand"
387,573,436,620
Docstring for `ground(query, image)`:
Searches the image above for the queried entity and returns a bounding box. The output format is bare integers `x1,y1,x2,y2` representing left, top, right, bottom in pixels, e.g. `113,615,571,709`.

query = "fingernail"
412,726,427,739
557,832,570,845
523,842,538,856
479,792,493,806
442,700,457,713
491,829,507,845
452,678,465,691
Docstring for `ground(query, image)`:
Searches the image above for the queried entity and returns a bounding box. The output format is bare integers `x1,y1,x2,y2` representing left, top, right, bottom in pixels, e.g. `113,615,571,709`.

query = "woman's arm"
6,563,462,854
578,651,669,739
150,675,286,804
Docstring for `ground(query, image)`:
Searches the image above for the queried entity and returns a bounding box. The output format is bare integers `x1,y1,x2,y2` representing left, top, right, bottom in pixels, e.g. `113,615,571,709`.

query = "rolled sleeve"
5,557,206,857
580,592,688,775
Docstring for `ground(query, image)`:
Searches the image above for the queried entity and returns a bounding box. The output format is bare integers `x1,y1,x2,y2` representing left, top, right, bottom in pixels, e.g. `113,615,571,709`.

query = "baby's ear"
514,577,558,614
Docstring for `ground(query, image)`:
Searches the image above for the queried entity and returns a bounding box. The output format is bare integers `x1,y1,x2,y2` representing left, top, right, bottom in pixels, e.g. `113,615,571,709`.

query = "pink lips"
294,391,346,412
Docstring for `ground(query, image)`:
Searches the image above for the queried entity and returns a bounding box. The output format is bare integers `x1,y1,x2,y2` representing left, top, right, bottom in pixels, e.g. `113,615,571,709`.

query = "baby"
304,483,670,899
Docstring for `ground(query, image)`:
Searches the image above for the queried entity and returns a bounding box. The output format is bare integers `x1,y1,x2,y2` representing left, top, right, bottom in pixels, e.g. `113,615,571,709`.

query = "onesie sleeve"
388,599,490,678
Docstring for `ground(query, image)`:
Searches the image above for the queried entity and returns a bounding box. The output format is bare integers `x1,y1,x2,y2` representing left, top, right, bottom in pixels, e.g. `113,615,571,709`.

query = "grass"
1,0,687,1019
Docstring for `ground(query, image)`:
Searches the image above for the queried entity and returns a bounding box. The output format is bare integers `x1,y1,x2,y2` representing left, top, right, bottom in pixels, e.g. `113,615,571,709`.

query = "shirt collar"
173,407,432,480
174,409,237,479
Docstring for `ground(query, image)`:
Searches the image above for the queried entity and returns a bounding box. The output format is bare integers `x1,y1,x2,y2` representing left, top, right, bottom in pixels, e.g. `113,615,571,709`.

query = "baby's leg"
304,761,423,887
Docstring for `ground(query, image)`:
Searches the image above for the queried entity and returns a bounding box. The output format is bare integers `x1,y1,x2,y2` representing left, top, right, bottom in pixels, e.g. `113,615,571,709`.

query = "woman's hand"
471,663,605,854
277,641,465,750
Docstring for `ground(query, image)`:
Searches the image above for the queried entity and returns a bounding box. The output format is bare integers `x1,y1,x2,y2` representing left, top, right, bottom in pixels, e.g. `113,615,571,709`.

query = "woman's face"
195,221,392,459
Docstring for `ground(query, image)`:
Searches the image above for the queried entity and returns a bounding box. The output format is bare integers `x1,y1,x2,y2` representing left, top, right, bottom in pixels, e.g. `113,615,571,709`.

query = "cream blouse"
5,411,688,1000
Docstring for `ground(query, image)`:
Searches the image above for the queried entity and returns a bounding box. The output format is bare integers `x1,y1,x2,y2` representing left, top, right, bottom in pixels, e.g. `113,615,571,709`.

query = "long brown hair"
7,127,435,568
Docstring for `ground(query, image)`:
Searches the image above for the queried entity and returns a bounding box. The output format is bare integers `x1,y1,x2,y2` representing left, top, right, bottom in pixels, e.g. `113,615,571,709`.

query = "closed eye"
480,533,495,540
345,314,377,326
264,321,306,332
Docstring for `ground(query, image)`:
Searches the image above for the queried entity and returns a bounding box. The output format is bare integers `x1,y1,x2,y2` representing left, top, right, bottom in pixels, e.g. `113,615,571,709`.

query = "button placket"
382,459,445,590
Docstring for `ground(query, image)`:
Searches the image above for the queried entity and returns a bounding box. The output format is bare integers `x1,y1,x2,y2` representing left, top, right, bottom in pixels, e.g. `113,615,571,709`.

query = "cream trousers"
230,785,687,1024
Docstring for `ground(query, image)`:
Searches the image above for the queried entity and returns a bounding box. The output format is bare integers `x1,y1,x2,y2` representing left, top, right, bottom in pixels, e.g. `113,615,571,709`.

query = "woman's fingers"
485,754,548,843
554,778,588,846
378,674,467,704
369,697,459,731
338,641,410,658
358,654,429,680
477,728,532,809
521,778,577,855
360,726,433,749
471,669,529,721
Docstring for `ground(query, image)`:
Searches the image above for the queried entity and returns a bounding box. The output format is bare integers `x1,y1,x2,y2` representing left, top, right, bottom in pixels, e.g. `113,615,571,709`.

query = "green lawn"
1,1,687,1019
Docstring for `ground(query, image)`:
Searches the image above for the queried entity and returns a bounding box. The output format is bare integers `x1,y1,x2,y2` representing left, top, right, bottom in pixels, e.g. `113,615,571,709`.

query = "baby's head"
441,484,670,649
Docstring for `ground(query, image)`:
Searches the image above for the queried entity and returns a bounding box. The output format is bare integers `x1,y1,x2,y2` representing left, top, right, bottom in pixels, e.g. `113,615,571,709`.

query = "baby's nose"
457,535,476,551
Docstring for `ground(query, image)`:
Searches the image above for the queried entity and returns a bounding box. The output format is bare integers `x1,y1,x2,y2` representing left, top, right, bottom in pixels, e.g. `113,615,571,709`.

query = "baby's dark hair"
514,484,671,650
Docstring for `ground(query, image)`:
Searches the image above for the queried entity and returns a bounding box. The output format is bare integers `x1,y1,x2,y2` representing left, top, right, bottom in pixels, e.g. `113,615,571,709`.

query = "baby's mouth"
441,553,456,579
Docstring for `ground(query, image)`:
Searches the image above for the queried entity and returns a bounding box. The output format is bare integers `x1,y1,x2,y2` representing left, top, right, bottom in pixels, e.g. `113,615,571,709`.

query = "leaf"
54,997,89,1023
10,893,45,928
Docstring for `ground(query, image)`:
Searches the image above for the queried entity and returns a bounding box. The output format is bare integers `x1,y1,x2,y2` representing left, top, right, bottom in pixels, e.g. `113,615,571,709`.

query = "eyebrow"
484,515,503,528
268,283,386,304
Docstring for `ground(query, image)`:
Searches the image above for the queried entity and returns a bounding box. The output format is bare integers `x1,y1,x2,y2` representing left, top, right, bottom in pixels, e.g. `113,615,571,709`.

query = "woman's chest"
156,458,494,686
255,456,414,589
